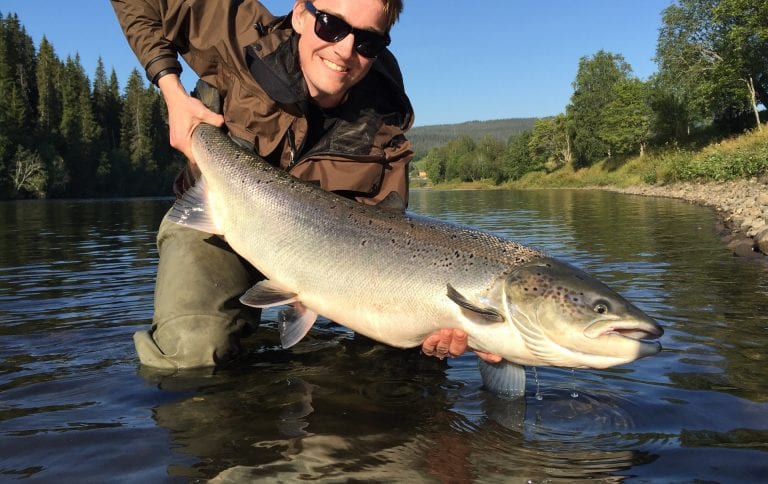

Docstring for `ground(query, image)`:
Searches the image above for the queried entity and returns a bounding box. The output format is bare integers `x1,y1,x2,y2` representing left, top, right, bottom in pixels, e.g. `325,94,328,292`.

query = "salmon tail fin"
168,176,222,234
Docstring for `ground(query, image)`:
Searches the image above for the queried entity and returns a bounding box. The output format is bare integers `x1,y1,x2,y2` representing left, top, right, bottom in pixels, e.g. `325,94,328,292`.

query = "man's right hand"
157,74,225,171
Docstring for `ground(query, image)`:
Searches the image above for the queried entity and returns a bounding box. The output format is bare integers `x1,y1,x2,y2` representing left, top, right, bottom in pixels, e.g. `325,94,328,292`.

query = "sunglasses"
304,1,391,59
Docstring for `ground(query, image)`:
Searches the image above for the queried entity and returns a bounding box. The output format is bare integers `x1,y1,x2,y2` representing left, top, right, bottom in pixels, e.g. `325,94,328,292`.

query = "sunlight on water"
1,193,768,482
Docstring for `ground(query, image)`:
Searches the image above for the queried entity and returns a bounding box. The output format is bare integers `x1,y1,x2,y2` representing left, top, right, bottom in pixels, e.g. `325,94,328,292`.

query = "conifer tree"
35,36,61,138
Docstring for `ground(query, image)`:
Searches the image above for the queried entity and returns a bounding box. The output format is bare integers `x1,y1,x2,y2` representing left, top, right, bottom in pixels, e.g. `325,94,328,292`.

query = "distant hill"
408,118,538,158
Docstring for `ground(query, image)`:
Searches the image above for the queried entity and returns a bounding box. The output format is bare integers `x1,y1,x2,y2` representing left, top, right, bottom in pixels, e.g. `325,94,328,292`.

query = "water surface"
1,191,767,482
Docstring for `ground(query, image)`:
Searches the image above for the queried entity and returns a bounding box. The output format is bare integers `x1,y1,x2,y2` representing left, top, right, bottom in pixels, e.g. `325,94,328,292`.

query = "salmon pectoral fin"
478,359,527,399
239,280,299,308
278,305,319,348
446,284,505,323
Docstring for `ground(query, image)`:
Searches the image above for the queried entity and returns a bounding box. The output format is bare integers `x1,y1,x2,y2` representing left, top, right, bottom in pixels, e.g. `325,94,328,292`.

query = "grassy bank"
418,125,768,190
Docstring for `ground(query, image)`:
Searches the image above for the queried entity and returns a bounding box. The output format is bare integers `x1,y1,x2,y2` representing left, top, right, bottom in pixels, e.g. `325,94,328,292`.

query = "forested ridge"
0,12,182,199
408,118,536,158
2,1,767,199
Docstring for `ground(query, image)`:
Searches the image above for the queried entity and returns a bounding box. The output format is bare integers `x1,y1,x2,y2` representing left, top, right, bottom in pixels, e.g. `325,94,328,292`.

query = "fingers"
421,328,468,359
200,109,225,128
447,329,468,357
422,328,503,363
473,350,503,364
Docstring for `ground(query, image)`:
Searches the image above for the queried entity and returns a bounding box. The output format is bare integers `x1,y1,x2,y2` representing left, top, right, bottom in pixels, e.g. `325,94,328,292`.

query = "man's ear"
292,1,307,34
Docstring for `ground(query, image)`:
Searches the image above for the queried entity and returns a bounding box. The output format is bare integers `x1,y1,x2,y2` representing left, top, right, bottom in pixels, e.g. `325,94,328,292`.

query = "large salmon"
170,124,663,397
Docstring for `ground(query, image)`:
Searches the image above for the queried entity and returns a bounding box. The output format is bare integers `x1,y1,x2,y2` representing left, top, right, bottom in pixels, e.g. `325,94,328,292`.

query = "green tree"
93,58,123,151
714,0,768,130
34,36,68,196
422,145,447,183
656,0,767,134
443,135,476,182
59,54,100,196
121,69,152,167
529,114,572,170
601,79,654,156
567,50,632,167
93,64,126,194
1,13,36,141
35,36,60,136
647,76,691,144
473,134,505,182
503,130,536,180
0,10,185,199
120,69,175,194
0,12,10,195
0,12,37,196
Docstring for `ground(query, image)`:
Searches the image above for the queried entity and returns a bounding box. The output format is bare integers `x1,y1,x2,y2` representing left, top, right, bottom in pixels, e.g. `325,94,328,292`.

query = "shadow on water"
1,193,768,481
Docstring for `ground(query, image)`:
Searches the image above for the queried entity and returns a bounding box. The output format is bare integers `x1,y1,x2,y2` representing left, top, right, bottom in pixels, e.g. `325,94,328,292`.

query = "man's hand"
422,328,502,363
157,74,225,170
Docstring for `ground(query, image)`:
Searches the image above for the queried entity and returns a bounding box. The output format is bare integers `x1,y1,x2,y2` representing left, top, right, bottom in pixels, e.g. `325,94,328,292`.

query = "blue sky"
1,0,673,126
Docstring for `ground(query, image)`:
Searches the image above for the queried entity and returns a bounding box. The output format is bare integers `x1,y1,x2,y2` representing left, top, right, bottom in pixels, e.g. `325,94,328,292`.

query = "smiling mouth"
322,58,348,72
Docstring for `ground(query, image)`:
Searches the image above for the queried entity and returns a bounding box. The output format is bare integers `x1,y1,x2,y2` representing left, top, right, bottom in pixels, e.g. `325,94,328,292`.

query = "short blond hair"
300,1,403,31
382,0,403,30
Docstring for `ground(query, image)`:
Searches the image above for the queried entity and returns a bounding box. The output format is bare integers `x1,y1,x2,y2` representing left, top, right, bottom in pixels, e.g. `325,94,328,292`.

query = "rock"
743,218,761,236
728,239,761,258
756,227,768,255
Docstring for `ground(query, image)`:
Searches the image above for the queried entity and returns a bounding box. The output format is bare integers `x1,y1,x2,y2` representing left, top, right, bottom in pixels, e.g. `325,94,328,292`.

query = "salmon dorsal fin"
446,284,505,323
376,191,406,213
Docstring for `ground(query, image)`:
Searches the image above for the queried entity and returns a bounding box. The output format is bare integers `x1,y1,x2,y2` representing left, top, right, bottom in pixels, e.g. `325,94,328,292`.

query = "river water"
1,190,767,482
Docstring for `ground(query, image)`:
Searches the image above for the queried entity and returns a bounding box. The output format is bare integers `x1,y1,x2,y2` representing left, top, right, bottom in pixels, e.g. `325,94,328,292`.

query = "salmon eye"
594,303,609,314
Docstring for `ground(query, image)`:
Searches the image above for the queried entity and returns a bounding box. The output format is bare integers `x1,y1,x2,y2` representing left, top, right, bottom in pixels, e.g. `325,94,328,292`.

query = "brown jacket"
111,0,414,205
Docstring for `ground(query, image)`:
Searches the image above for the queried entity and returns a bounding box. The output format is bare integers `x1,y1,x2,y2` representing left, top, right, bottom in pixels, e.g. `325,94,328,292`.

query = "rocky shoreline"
605,179,768,260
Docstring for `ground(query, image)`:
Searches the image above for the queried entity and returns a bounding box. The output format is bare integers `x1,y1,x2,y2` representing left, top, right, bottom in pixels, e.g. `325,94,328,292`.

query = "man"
112,0,498,369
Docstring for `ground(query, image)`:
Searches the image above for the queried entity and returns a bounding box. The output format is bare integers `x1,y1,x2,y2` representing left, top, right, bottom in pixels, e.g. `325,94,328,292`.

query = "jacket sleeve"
111,0,272,85
110,0,186,84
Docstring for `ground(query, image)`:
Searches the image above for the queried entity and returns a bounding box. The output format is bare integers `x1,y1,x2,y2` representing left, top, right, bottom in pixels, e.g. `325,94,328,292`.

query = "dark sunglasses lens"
354,33,389,58
312,8,390,58
315,12,350,42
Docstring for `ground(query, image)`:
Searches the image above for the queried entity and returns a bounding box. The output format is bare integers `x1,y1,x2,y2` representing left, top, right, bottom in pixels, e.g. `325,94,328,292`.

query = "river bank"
604,178,768,259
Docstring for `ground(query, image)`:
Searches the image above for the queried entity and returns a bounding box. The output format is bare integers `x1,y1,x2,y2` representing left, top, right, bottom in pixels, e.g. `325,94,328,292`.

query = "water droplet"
532,367,543,400
570,368,579,398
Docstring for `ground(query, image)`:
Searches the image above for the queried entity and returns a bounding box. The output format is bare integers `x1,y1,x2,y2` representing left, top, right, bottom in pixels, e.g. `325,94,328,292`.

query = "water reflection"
142,331,658,482
1,193,768,481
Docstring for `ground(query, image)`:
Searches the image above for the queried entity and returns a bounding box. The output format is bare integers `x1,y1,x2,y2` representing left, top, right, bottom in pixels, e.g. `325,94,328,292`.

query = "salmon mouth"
584,318,664,343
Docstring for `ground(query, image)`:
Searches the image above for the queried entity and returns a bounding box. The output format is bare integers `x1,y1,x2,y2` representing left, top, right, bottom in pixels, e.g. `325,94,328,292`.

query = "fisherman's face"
293,0,389,108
